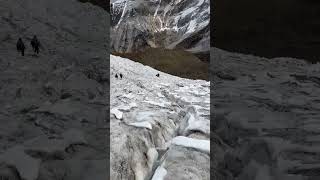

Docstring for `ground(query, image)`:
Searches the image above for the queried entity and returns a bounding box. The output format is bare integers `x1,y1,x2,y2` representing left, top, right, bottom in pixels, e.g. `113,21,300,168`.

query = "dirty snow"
110,55,210,179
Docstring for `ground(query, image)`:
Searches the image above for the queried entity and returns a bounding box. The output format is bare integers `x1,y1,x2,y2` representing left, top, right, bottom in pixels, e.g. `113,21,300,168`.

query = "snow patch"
185,113,210,135
111,108,123,120
151,166,167,180
129,121,152,130
170,136,210,154
117,102,138,111
144,100,171,108
136,111,156,122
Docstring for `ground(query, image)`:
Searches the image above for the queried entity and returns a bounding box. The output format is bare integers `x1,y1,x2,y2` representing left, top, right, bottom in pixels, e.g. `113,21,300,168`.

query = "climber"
120,73,123,79
115,74,118,79
30,35,41,54
156,73,160,77
16,38,25,56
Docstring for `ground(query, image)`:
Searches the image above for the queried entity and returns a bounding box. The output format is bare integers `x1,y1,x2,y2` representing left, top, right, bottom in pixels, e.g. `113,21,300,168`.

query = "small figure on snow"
115,74,118,79
16,38,25,56
156,73,160,77
30,35,41,55
120,73,123,79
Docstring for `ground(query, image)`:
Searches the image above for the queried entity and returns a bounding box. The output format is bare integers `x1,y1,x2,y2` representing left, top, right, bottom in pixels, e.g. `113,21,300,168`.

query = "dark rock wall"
213,0,320,62
78,0,109,12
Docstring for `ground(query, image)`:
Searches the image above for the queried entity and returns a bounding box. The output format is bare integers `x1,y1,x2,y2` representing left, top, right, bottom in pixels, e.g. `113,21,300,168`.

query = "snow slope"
212,47,320,179
110,55,210,179
0,0,108,179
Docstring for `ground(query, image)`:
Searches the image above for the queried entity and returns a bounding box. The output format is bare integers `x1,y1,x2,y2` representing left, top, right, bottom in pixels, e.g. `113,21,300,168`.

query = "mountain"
213,0,320,62
110,0,210,54
110,54,210,179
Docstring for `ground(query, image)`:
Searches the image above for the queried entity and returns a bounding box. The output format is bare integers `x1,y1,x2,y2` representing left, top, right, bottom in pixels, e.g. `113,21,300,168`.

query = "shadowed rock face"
78,0,109,11
110,0,210,54
213,0,320,62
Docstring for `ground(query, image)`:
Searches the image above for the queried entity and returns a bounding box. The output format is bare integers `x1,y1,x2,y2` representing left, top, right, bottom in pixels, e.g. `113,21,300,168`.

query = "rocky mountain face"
213,0,320,62
0,0,108,179
110,0,210,54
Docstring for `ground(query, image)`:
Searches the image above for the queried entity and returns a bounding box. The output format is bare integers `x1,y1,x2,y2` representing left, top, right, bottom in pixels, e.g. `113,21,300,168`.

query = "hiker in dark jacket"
30,35,40,54
115,74,118,79
120,73,123,79
16,38,25,56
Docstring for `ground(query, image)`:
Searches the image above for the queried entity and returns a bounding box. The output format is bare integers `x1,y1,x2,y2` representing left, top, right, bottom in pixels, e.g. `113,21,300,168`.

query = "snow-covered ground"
212,47,320,180
110,55,210,179
0,0,108,179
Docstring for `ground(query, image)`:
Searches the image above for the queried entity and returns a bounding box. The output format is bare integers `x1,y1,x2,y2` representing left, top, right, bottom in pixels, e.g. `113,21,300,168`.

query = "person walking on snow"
31,35,41,54
16,38,25,56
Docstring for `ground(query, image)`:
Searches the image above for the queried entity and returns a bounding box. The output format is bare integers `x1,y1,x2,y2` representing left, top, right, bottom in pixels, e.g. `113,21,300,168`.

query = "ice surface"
110,55,210,179
151,166,167,180
111,108,123,120
144,100,171,108
135,111,156,122
185,113,210,136
129,121,153,130
170,136,210,154
117,102,138,111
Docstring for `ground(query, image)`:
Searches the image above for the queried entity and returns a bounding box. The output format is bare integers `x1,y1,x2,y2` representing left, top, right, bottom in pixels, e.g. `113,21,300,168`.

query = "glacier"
110,55,210,179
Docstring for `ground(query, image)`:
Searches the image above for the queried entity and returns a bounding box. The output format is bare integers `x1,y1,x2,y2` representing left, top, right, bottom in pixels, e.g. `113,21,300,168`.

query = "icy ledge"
169,136,210,154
